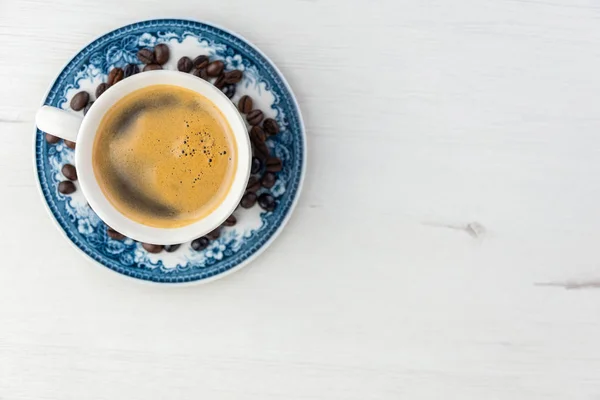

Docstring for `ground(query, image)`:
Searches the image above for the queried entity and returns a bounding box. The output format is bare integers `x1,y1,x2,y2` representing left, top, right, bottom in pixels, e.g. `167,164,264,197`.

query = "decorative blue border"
34,19,305,283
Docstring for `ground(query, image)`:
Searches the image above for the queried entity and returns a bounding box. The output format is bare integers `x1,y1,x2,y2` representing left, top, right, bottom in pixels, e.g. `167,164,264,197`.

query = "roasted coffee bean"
258,193,276,211
206,60,224,77
213,74,226,89
263,118,280,135
246,176,261,193
251,156,262,174
193,55,210,69
107,67,124,86
222,84,236,99
137,48,155,64
222,215,237,227
247,109,264,126
153,44,170,65
64,140,76,150
206,228,221,241
70,91,89,111
83,101,93,116
123,63,139,77
177,56,193,72
223,70,243,84
95,83,108,98
240,192,257,208
261,172,276,189
45,133,60,144
253,140,270,160
192,68,208,80
250,125,267,144
265,157,283,172
107,227,125,240
61,164,78,181
191,237,210,251
142,243,163,253
164,244,181,252
58,180,76,195
238,95,252,114
143,64,162,72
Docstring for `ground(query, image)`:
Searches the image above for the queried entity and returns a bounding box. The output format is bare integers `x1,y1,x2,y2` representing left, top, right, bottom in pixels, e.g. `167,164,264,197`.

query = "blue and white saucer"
34,19,306,284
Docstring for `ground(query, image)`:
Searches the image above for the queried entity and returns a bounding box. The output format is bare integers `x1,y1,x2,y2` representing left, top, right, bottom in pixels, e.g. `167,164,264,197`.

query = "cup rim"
75,70,251,245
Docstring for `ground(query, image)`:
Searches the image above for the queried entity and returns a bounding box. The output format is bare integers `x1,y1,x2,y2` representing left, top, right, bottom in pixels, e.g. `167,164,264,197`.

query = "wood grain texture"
2,0,600,398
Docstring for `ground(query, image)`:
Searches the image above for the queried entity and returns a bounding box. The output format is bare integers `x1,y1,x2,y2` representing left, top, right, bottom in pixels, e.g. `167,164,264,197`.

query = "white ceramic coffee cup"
35,70,251,245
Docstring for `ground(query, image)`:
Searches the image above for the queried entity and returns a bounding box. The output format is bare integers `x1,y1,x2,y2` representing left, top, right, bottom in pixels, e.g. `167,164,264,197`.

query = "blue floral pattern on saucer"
34,19,305,284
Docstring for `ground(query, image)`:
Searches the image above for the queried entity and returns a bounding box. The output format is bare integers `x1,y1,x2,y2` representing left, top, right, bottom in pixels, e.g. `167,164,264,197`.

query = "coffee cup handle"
35,106,83,142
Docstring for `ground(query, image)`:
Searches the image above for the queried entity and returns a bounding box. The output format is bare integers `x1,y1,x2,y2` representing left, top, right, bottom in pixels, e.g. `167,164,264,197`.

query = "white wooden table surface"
2,0,600,398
